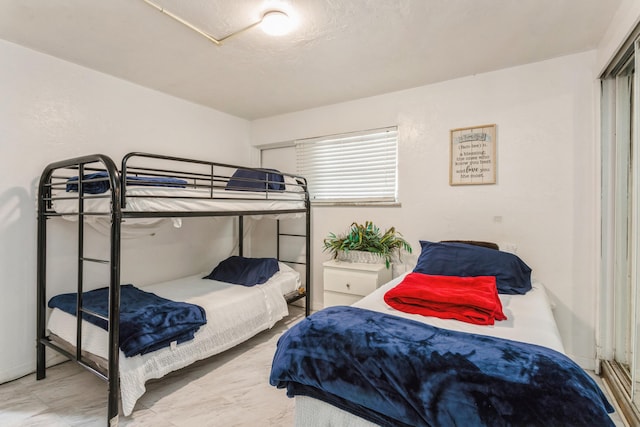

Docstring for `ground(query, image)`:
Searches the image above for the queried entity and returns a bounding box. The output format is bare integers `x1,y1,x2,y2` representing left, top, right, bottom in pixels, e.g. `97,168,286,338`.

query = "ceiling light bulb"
261,10,291,36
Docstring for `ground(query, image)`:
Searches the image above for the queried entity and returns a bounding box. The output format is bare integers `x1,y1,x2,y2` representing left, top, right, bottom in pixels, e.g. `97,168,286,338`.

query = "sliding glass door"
601,38,640,422
614,57,633,378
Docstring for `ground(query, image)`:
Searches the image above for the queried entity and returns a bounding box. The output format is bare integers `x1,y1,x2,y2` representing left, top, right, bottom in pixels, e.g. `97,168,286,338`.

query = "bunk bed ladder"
74,163,123,425
276,218,311,317
235,216,311,317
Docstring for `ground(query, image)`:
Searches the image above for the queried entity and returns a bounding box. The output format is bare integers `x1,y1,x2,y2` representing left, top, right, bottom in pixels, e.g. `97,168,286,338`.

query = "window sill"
311,201,401,207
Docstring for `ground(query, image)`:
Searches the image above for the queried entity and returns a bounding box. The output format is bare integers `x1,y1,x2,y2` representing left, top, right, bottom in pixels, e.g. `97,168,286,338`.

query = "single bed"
270,241,615,426
46,262,300,416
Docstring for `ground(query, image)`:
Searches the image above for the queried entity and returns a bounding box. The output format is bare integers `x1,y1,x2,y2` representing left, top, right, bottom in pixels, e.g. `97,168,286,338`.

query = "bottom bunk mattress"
46,262,300,416
270,274,615,427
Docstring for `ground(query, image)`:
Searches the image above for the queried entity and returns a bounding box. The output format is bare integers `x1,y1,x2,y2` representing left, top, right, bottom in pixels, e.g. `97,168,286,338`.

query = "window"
295,126,398,204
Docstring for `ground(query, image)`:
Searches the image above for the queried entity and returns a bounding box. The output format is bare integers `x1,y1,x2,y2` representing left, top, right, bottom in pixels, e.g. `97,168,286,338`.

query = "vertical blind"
295,126,398,203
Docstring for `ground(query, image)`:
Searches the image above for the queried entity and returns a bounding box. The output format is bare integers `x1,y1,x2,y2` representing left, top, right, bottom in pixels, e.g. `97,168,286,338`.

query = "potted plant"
323,221,412,268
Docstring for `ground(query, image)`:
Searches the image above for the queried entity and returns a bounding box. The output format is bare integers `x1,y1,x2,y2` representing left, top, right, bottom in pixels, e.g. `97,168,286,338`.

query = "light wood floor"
0,306,305,427
0,304,628,426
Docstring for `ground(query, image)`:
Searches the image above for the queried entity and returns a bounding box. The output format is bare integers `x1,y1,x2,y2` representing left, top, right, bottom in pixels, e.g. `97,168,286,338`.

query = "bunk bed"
36,152,311,425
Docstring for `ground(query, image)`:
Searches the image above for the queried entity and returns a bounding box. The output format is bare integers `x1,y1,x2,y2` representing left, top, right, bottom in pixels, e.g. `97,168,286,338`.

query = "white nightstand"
323,260,392,307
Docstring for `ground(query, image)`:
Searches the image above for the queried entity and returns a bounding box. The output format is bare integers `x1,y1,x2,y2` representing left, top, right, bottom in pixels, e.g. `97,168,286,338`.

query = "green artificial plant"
323,221,412,268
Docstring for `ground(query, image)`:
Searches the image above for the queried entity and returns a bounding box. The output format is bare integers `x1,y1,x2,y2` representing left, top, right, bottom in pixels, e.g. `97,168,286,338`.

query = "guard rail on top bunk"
36,152,311,425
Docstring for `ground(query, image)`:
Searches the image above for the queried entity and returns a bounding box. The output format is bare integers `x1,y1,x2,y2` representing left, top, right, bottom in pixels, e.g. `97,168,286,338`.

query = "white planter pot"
336,250,386,264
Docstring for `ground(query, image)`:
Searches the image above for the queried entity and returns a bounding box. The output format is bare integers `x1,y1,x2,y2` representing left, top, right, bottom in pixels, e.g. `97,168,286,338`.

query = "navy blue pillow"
67,171,187,194
225,168,284,192
66,171,111,194
413,241,532,295
204,256,280,286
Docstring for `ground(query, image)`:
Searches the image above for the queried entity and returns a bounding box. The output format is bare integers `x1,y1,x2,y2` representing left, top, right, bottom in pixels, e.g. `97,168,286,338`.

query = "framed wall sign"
449,124,496,186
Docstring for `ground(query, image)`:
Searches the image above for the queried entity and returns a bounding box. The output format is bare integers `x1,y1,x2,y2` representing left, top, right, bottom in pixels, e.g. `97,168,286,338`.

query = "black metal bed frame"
36,152,311,426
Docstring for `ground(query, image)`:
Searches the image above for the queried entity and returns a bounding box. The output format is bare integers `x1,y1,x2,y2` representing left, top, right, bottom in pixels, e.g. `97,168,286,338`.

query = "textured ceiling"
0,0,621,119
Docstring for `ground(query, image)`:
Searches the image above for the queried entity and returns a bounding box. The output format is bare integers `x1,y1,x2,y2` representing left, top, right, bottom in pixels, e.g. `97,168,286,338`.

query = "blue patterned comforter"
269,306,614,427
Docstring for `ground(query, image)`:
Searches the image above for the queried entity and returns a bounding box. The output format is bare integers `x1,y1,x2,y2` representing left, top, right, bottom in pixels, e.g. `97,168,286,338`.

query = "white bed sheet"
52,186,307,237
46,264,299,416
52,186,307,216
354,275,565,353
295,273,565,426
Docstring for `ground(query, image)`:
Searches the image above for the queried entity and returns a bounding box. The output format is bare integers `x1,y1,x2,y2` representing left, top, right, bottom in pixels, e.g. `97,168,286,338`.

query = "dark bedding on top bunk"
225,168,285,192
66,171,187,194
48,285,206,357
270,306,614,427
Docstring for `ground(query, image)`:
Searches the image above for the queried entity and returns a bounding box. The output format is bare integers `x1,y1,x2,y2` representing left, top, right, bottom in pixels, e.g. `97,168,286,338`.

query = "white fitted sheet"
52,186,307,237
52,185,306,216
354,275,565,353
47,264,299,416
295,273,565,426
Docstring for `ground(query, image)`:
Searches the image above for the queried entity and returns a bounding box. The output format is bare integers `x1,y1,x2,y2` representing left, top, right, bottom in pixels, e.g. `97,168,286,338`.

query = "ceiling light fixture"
260,11,292,36
142,0,292,46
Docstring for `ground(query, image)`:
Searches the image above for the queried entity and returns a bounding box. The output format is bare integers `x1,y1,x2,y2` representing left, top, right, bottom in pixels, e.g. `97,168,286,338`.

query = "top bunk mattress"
52,184,307,217
40,152,309,219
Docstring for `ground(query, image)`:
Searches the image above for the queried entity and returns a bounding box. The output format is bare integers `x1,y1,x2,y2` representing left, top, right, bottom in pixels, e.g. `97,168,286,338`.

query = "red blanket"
383,273,506,325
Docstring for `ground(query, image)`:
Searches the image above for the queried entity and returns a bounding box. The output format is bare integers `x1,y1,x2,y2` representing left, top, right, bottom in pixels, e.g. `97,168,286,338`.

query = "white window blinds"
295,126,398,203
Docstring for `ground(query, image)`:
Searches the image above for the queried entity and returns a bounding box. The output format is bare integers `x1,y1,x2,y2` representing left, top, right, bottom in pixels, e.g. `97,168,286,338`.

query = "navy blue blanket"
270,306,614,427
66,171,187,194
225,168,284,192
48,285,206,357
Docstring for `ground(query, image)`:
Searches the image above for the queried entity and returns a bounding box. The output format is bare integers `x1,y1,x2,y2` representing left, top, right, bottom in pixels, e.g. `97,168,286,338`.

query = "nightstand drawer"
324,268,380,296
323,291,363,307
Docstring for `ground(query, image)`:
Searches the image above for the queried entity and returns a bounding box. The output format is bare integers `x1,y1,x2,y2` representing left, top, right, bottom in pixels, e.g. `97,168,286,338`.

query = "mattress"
46,262,300,416
51,185,307,236
294,273,565,426
52,185,307,216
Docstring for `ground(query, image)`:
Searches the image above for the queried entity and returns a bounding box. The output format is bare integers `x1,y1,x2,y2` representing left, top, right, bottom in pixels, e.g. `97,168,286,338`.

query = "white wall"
252,52,599,368
595,0,640,76
0,39,252,382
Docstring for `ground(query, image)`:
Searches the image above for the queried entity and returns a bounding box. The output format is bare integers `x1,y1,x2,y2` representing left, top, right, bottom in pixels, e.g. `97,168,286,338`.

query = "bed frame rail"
120,151,309,215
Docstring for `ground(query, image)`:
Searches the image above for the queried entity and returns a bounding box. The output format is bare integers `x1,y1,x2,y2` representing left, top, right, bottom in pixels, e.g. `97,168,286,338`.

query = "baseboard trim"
0,350,68,385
